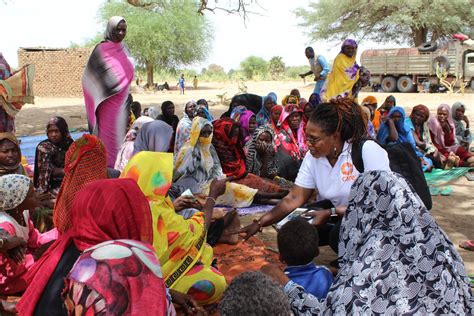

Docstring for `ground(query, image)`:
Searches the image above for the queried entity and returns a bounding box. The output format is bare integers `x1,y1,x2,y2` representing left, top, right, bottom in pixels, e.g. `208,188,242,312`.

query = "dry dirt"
15,80,474,274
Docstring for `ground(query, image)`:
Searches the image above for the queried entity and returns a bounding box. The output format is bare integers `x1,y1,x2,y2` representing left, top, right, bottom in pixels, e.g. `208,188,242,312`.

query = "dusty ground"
16,80,474,274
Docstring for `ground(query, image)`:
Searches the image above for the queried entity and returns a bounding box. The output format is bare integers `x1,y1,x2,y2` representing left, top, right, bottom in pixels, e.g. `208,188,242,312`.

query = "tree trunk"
146,61,154,88
412,27,428,46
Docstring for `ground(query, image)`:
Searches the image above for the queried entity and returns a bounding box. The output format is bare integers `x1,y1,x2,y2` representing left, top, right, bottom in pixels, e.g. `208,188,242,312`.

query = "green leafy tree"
268,56,285,80
100,0,213,86
240,56,267,79
295,0,474,46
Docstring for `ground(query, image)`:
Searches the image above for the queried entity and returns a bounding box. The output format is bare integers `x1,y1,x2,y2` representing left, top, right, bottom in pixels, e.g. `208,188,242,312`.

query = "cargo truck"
360,40,474,92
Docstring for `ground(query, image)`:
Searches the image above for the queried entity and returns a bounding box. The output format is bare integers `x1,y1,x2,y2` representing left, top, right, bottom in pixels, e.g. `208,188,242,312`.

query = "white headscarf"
0,175,30,211
105,16,126,42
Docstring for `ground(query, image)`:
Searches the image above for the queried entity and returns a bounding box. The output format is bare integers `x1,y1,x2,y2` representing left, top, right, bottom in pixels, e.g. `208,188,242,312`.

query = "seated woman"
121,151,227,304
406,104,444,169
361,95,380,132
174,100,197,157
281,95,299,106
53,135,108,234
196,99,214,122
133,120,174,154
156,100,179,152
211,118,287,200
290,88,300,99
299,100,315,131
174,117,284,208
237,110,257,145
236,98,391,254
376,106,431,170
274,105,307,182
114,116,154,172
262,171,474,315
429,104,474,168
17,178,164,315
269,105,283,132
256,93,277,127
0,175,58,295
0,133,27,176
33,117,73,206
245,126,279,179
63,240,174,315
452,102,472,151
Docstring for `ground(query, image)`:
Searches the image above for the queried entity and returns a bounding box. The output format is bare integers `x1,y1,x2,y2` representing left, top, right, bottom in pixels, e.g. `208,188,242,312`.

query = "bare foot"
218,211,240,245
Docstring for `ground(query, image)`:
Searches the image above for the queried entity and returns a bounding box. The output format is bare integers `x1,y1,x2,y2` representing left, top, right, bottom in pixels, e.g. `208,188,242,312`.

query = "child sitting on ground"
277,218,333,299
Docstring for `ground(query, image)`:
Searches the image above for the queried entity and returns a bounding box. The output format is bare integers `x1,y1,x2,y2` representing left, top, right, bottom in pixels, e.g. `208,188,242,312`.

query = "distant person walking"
299,47,330,105
178,74,185,94
82,16,134,168
193,75,198,89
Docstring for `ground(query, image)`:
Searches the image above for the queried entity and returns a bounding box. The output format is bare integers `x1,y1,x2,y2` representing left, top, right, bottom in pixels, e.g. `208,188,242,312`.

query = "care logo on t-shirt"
341,162,356,182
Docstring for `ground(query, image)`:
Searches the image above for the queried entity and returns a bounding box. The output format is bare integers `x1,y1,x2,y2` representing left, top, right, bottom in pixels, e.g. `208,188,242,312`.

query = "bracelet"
253,219,264,232
206,196,216,204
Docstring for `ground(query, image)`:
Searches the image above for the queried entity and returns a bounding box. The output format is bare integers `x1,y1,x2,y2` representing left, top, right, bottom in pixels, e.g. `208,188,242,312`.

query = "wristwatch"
330,207,338,217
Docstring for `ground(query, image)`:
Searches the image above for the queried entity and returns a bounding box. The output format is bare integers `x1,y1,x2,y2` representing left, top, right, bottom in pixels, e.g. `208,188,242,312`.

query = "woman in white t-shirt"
235,98,391,253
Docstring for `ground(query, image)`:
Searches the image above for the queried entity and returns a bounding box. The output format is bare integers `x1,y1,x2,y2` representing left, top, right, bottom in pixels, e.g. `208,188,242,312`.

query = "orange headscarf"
53,134,108,233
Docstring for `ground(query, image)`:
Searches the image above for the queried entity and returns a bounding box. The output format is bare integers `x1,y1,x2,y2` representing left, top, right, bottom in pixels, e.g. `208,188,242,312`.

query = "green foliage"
285,66,309,79
295,0,474,46
99,0,213,73
201,64,227,81
268,56,286,79
240,56,268,79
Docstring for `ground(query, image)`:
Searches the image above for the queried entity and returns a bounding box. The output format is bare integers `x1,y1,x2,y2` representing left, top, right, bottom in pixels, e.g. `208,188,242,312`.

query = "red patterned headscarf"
212,118,247,178
53,134,108,233
18,178,153,315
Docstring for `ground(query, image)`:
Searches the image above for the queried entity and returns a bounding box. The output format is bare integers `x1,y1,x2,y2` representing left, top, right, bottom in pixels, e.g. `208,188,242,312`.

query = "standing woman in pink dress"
82,16,134,167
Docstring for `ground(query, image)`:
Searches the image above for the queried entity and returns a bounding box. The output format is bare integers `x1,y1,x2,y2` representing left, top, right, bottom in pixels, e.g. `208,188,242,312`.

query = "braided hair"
308,97,368,143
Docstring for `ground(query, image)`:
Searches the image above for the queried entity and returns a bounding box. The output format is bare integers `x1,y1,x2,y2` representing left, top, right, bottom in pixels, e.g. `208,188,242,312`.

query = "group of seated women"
362,95,473,170
0,88,473,314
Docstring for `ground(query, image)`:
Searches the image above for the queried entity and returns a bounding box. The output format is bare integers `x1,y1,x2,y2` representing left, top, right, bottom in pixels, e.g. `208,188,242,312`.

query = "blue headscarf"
377,106,416,151
196,103,213,122
256,92,277,127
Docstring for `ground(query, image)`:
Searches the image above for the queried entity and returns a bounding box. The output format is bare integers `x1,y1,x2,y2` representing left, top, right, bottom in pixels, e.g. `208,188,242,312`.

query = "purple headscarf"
341,39,358,50
239,110,256,144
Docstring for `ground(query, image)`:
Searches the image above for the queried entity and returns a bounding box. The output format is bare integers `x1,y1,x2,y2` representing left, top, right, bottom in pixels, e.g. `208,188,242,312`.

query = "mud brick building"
17,47,92,97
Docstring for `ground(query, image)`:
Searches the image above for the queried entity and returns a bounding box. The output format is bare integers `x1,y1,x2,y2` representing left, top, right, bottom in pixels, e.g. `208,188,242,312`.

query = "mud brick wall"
17,48,92,97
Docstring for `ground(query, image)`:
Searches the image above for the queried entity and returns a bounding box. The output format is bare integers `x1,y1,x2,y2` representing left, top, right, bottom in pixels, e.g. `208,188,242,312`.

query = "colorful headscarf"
133,120,173,154
245,126,278,177
174,101,196,157
64,239,171,316
174,117,222,181
196,103,214,122
270,105,283,133
121,151,213,291
53,135,108,233
18,179,153,315
276,105,306,159
410,104,430,122
362,95,378,106
256,93,277,127
115,116,154,171
320,39,359,102
230,105,248,122
377,106,416,151
0,132,26,176
282,95,299,106
239,110,256,144
428,104,459,153
212,118,247,178
0,52,11,80
0,174,30,211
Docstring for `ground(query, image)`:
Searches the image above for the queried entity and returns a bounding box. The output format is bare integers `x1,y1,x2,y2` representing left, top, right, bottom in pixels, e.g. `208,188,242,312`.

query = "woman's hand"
304,210,331,227
173,196,201,212
209,176,235,198
230,221,261,241
0,236,27,264
170,290,206,315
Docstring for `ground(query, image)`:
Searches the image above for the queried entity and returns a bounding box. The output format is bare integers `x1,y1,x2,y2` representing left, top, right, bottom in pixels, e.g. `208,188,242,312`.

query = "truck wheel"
432,56,450,72
418,42,437,53
397,76,415,93
381,76,397,92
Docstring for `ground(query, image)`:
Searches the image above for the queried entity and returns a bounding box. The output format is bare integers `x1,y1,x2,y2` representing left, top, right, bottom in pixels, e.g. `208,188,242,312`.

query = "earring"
333,145,339,158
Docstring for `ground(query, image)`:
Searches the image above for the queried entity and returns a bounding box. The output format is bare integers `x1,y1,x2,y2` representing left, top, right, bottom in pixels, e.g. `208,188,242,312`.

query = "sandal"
459,240,474,251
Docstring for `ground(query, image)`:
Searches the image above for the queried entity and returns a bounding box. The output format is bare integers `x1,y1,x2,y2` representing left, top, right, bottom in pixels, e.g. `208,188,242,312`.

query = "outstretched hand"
209,176,236,198
228,221,260,241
